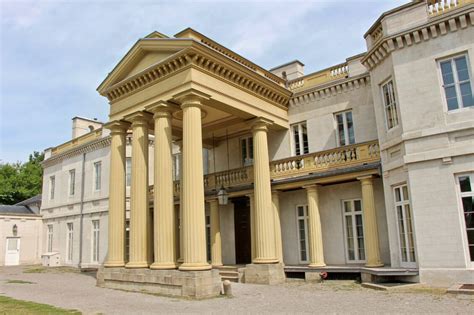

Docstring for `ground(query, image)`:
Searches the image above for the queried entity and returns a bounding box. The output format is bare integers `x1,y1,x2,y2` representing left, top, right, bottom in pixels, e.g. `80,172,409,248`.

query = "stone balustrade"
288,62,349,92
149,140,380,197
428,0,472,16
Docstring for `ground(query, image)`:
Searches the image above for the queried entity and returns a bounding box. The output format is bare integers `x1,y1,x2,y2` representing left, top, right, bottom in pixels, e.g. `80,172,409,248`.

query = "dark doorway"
233,197,252,264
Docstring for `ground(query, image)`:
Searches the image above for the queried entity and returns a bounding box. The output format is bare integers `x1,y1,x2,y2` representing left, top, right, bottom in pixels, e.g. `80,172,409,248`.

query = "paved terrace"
0,266,472,314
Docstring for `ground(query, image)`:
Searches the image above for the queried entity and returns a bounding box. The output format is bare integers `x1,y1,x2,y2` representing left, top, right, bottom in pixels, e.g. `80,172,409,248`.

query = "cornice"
289,74,370,107
102,43,292,108
362,5,474,71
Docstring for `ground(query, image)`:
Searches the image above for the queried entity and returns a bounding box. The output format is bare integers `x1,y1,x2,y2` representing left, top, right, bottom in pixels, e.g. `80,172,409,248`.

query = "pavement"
0,266,472,314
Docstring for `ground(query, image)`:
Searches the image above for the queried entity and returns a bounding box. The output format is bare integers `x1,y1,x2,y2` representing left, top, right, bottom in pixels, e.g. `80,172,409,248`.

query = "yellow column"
104,121,129,267
305,185,325,267
209,199,223,266
148,102,176,269
176,90,211,271
359,176,384,267
272,191,284,264
247,193,256,261
125,111,151,268
252,118,278,264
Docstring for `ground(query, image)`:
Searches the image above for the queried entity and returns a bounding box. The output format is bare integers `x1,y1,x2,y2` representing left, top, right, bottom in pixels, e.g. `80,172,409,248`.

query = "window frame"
438,53,474,112
47,224,53,252
49,176,55,200
93,161,102,192
125,157,132,187
68,169,76,196
342,199,366,263
66,222,74,262
393,184,417,267
240,135,254,167
291,122,309,156
380,79,400,131
91,220,100,263
295,204,310,264
334,110,356,147
456,173,474,263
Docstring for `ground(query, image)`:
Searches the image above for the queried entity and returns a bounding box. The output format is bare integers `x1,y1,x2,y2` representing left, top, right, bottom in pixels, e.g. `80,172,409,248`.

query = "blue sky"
0,0,407,163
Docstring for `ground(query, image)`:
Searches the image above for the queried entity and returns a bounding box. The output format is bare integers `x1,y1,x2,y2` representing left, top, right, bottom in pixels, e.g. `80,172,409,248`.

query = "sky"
0,0,408,163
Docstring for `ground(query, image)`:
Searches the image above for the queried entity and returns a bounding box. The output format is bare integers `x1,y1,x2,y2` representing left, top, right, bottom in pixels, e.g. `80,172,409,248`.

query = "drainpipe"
78,152,86,269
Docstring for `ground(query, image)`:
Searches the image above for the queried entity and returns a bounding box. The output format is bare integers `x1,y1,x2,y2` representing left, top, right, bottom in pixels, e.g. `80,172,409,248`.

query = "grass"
6,279,35,284
23,266,80,274
0,295,80,314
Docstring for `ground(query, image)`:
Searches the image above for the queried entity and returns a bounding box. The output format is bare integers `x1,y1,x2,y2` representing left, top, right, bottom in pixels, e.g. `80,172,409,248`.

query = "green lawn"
0,296,80,314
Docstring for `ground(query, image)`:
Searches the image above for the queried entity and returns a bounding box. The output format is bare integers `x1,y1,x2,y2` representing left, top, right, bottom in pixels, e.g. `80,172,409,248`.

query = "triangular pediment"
97,35,192,94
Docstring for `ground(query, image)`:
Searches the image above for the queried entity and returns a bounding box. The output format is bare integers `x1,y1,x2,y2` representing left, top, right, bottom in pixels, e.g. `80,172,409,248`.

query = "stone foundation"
244,263,285,284
97,267,222,299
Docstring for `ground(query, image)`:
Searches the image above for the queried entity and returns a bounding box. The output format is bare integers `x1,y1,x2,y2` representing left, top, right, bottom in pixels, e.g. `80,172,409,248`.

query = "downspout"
78,152,86,268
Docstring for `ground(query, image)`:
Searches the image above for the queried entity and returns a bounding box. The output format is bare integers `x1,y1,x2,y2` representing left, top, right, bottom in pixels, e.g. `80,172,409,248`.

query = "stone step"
219,271,239,277
221,274,239,283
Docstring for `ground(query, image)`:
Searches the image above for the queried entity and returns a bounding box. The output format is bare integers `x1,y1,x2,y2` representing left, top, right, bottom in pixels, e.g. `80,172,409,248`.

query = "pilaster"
305,185,326,268
209,198,223,267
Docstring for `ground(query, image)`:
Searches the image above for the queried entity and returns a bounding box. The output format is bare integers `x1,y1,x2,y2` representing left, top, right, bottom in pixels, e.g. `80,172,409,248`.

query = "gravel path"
0,266,472,314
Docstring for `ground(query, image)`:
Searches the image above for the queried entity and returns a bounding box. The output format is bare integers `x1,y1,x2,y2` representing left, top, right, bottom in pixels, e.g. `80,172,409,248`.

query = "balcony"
428,0,473,17
149,140,380,197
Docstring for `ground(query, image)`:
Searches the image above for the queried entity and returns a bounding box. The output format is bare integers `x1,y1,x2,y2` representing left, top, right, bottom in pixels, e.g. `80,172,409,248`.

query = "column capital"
104,120,130,134
124,111,153,127
303,184,320,192
173,88,211,109
250,117,273,132
145,100,178,119
357,175,374,184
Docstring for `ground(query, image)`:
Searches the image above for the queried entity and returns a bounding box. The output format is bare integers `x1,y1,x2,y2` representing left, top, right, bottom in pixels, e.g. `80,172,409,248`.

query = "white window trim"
335,110,355,147
455,173,474,266
380,79,400,131
240,135,254,167
438,53,474,112
341,199,366,263
125,157,132,187
93,161,102,192
91,219,100,263
290,122,309,156
49,176,55,200
68,169,75,197
66,222,74,263
295,204,310,264
47,224,53,252
393,184,417,268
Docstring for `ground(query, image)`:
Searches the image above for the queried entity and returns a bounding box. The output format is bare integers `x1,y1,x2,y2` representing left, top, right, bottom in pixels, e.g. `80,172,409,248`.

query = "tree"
0,151,44,205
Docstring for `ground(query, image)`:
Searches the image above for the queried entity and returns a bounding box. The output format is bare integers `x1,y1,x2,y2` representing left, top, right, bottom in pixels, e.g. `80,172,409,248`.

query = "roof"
0,205,37,215
14,194,41,207
269,60,305,72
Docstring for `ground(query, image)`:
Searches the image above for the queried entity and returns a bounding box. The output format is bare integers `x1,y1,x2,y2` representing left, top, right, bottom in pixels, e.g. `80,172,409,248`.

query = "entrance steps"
215,265,245,283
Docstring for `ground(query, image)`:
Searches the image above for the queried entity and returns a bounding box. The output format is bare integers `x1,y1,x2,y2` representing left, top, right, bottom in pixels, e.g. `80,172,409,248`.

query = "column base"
97,266,222,299
179,262,212,271
211,263,223,268
150,262,177,270
125,261,149,269
104,261,125,268
252,257,279,264
308,262,326,268
244,263,285,285
365,262,384,268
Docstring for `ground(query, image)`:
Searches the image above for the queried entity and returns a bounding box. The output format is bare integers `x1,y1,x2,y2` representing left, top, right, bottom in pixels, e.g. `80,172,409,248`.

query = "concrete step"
221,274,239,283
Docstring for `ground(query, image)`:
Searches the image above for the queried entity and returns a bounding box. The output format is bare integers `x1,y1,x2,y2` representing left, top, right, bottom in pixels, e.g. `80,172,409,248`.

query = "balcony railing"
428,0,473,16
149,140,380,197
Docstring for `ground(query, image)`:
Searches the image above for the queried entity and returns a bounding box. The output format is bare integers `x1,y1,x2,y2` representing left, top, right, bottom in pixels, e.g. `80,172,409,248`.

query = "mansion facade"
40,0,474,295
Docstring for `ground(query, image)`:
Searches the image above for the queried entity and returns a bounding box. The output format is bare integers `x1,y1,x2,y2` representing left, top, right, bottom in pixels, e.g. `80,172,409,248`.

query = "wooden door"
233,197,251,264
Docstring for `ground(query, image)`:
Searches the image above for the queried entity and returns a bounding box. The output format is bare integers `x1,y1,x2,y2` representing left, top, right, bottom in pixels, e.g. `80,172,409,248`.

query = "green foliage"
0,151,44,205
0,295,80,314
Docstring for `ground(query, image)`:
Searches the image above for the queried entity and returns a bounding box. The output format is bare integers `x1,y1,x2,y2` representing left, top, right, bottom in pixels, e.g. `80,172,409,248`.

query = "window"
125,220,130,262
92,220,100,263
206,215,211,262
335,111,355,146
440,54,473,111
292,122,309,156
241,136,254,166
458,174,474,261
94,161,102,191
394,185,416,265
47,224,53,252
296,205,309,263
126,157,131,187
49,176,55,200
343,199,365,262
381,80,399,130
69,169,75,196
66,223,74,262
172,154,181,181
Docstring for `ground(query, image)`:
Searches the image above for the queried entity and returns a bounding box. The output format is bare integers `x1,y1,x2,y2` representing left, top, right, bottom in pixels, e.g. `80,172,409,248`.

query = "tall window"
94,161,102,191
172,154,181,181
458,174,474,261
92,220,100,263
335,111,355,146
47,224,53,252
296,205,309,263
343,199,365,262
125,220,130,262
381,80,399,130
440,54,473,111
292,122,309,156
241,136,254,166
69,169,75,196
49,176,55,200
66,223,74,262
126,157,131,187
205,215,211,262
394,184,416,265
